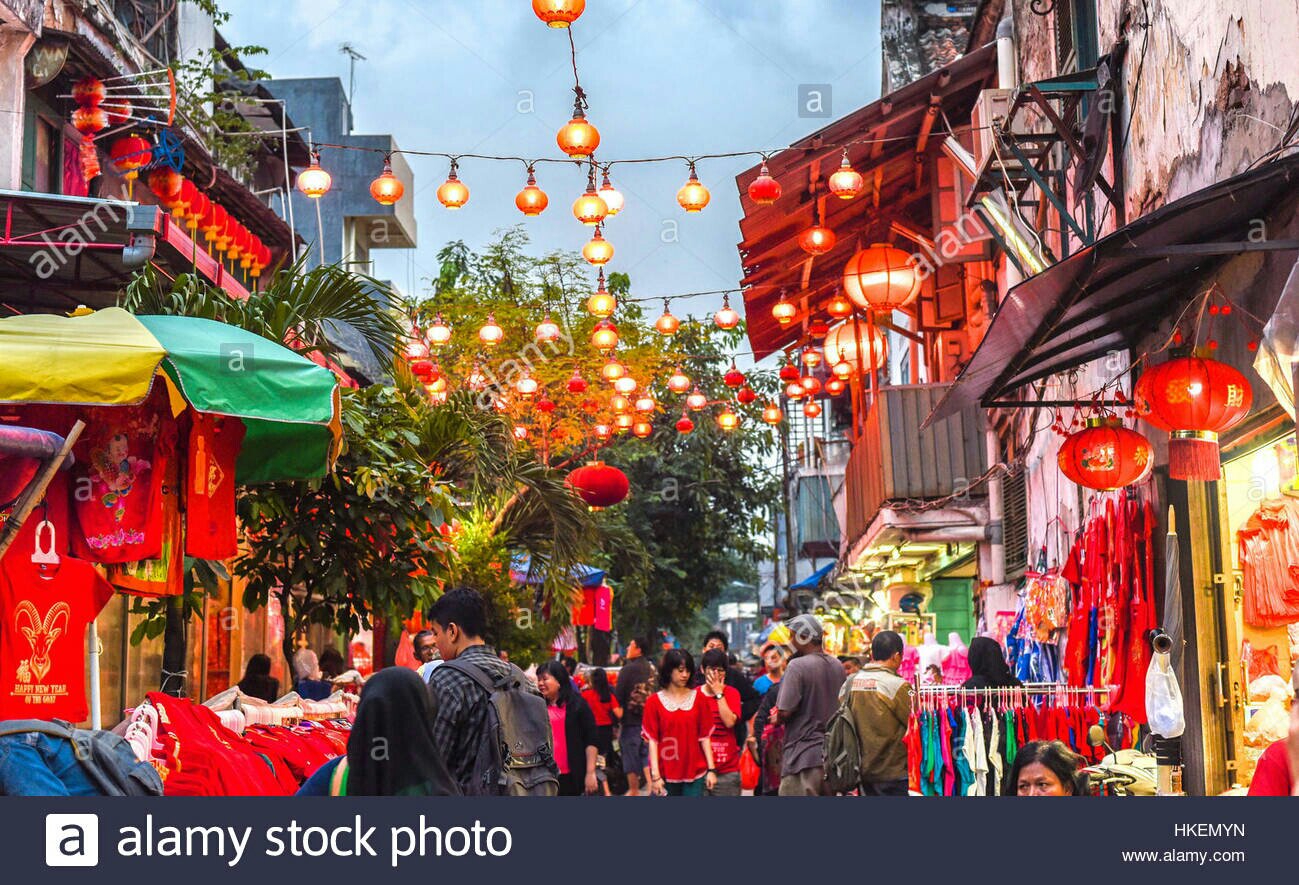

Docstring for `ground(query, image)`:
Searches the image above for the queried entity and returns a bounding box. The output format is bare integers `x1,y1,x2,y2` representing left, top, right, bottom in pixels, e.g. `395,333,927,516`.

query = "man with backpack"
613,635,655,795
427,587,559,796
841,630,912,796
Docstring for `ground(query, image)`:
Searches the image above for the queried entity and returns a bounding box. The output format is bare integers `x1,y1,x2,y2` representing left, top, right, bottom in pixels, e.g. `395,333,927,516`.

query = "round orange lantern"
803,400,823,419
824,320,888,373
614,414,635,431
587,270,616,317
516,169,548,215
800,376,822,397
827,149,864,199
370,157,404,205
714,294,740,330
799,224,837,256
594,423,612,441
762,403,784,425
557,110,600,159
825,377,847,396
297,152,331,198
826,291,853,319
71,77,105,107
72,106,107,136
668,368,691,394
147,167,183,205
109,135,151,181
1057,417,1153,490
656,303,680,336
437,161,469,209
748,162,782,204
677,165,710,212
591,319,619,351
632,420,654,439
568,461,630,508
583,225,614,266
533,0,585,27
716,408,740,431
600,358,625,383
572,180,609,225
843,243,920,312
772,294,797,325
1134,352,1252,480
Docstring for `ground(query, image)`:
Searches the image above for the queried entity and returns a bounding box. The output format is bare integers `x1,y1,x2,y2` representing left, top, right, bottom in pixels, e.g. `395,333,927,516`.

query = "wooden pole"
0,420,84,561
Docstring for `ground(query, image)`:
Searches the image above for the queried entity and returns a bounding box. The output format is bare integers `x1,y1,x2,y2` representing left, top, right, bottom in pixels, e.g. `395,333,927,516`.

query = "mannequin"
943,632,971,684
917,631,947,675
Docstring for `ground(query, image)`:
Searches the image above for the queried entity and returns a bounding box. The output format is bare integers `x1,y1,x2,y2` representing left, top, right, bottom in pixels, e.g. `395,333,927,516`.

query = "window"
1056,0,1100,74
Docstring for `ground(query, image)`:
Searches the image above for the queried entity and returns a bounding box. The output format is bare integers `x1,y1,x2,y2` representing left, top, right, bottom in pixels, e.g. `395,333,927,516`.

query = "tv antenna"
340,43,367,107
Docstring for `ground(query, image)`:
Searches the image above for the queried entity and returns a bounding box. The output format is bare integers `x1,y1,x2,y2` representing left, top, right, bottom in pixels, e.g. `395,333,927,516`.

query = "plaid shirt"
428,644,533,791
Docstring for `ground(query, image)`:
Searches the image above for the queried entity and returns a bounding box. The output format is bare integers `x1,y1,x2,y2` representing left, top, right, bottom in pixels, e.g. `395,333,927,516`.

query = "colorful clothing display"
1238,497,1299,628
184,413,245,560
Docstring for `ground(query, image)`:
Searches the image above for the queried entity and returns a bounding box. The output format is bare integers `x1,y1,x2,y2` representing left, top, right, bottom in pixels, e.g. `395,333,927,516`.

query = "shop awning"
0,307,341,482
790,561,834,591
925,153,1299,426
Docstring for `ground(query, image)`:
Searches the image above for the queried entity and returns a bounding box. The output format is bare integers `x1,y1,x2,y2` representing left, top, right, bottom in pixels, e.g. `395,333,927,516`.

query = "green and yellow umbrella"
0,307,341,483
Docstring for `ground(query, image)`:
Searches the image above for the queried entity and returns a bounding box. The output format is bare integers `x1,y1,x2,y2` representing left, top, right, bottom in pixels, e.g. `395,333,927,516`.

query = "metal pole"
88,620,101,729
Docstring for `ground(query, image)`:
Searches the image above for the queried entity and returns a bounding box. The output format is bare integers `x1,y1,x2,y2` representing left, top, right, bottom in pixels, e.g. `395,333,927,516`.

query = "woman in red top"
642,649,716,796
581,667,622,784
699,648,742,795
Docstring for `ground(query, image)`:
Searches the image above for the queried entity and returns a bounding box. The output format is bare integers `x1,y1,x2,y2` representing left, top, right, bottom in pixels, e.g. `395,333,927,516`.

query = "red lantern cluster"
70,78,108,181
567,461,630,509
1057,418,1153,491
1133,353,1252,481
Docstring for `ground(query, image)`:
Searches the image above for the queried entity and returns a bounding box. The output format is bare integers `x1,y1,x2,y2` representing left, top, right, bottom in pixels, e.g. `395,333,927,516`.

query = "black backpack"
439,658,559,797
0,719,163,796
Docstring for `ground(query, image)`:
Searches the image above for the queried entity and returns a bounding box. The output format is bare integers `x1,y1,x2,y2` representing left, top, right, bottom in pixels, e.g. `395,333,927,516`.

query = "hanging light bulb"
714,293,740,330
686,388,708,411
634,394,656,413
656,300,681,336
747,160,782,204
535,314,561,343
600,357,625,382
583,224,614,266
668,367,691,394
591,319,619,351
515,167,549,216
587,269,616,317
437,159,469,209
676,412,695,434
827,148,864,199
598,168,624,216
803,400,823,418
827,291,853,318
772,291,797,326
297,150,332,198
478,313,504,347
677,162,711,212
369,155,404,205
716,408,740,431
573,165,610,225
516,373,539,398
568,368,589,393
614,376,638,395
632,420,654,439
533,0,585,28
611,394,632,413
762,403,784,425
557,103,601,158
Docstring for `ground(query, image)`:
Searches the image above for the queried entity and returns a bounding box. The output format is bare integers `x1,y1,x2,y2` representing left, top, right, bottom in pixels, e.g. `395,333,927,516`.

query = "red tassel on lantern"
1134,352,1252,481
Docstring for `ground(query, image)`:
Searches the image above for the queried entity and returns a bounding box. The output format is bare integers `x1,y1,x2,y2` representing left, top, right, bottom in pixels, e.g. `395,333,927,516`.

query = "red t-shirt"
641,689,710,783
582,688,619,726
699,685,742,774
1247,741,1294,796
185,413,245,559
0,550,113,722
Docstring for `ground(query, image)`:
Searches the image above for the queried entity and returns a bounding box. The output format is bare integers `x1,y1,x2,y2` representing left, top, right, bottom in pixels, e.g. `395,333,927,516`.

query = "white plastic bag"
1145,651,1186,738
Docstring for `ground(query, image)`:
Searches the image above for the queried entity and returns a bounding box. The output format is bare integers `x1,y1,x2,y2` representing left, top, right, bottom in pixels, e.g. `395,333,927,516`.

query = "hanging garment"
986,709,1002,796
1238,497,1299,627
968,707,988,797
940,707,956,796
108,441,184,597
905,712,922,794
184,413,245,560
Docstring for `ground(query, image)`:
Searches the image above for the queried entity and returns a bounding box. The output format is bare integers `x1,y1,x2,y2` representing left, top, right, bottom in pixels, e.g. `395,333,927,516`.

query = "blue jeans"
0,732,100,796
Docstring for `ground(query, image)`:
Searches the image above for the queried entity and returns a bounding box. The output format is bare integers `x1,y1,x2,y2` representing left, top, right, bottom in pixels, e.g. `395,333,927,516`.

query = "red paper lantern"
1057,418,1154,490
779,363,800,383
72,106,107,136
567,369,589,394
843,243,920,312
533,0,585,27
747,162,782,204
1133,353,1252,480
147,167,183,206
567,461,630,508
675,414,695,435
71,78,105,107
723,364,745,389
109,135,151,181
826,292,853,319
799,224,837,256
737,386,758,405
103,98,133,126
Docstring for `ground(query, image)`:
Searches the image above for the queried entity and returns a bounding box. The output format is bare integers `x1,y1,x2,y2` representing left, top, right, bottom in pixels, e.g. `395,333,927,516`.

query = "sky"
221,0,884,329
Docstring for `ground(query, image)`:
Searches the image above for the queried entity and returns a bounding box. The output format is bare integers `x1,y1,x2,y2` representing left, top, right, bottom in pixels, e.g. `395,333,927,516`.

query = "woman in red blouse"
642,649,717,796
581,667,622,791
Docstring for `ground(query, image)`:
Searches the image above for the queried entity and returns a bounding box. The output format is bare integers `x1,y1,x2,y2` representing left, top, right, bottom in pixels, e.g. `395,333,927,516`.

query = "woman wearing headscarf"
297,667,460,796
963,637,1023,689
237,654,280,703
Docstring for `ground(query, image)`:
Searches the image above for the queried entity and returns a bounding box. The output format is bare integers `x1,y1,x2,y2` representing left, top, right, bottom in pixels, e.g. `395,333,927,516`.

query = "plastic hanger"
30,501,60,573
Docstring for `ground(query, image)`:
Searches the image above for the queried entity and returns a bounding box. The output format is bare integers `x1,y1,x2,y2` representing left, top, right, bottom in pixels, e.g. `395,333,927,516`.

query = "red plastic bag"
739,747,761,791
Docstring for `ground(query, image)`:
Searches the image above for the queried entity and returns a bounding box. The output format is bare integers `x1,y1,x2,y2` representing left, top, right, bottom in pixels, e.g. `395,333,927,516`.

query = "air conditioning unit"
971,88,1012,171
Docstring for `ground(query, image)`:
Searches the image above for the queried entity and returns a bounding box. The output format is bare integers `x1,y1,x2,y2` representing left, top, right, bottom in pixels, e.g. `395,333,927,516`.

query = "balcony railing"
843,383,988,546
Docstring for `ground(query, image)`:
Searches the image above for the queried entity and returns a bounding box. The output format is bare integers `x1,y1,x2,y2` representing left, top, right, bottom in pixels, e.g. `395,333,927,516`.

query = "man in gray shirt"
774,614,846,796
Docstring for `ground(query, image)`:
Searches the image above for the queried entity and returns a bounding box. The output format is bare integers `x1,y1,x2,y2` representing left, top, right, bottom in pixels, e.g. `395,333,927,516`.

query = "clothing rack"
914,683,1111,695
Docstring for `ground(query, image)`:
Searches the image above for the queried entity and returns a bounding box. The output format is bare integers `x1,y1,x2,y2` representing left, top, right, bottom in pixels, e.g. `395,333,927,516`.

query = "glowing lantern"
426,314,452,346
594,423,612,441
762,403,784,425
573,180,609,226
831,360,853,379
779,363,800,383
748,162,782,204
587,270,616,317
677,165,711,212
369,157,404,205
109,135,151,181
633,420,654,438
568,369,589,393
516,169,549,215
614,376,638,395
668,368,691,394
826,291,853,319
516,374,539,398
714,294,740,330
842,243,920,312
656,303,681,336
800,376,822,397
825,377,847,396
1133,353,1253,481
803,400,823,419
827,149,864,199
809,318,830,338
478,313,504,347
535,315,561,343
591,319,619,351
676,414,695,434
686,388,708,411
583,226,614,266
634,394,656,414
611,395,632,413
615,414,635,431
737,386,758,405
723,364,746,389
824,320,888,373
772,294,797,326
801,348,823,368
558,110,601,159
600,358,625,382
533,0,585,27
799,224,837,256
598,170,624,216
785,381,806,399
296,151,331,198
1057,417,1153,490
716,408,740,431
437,161,469,209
